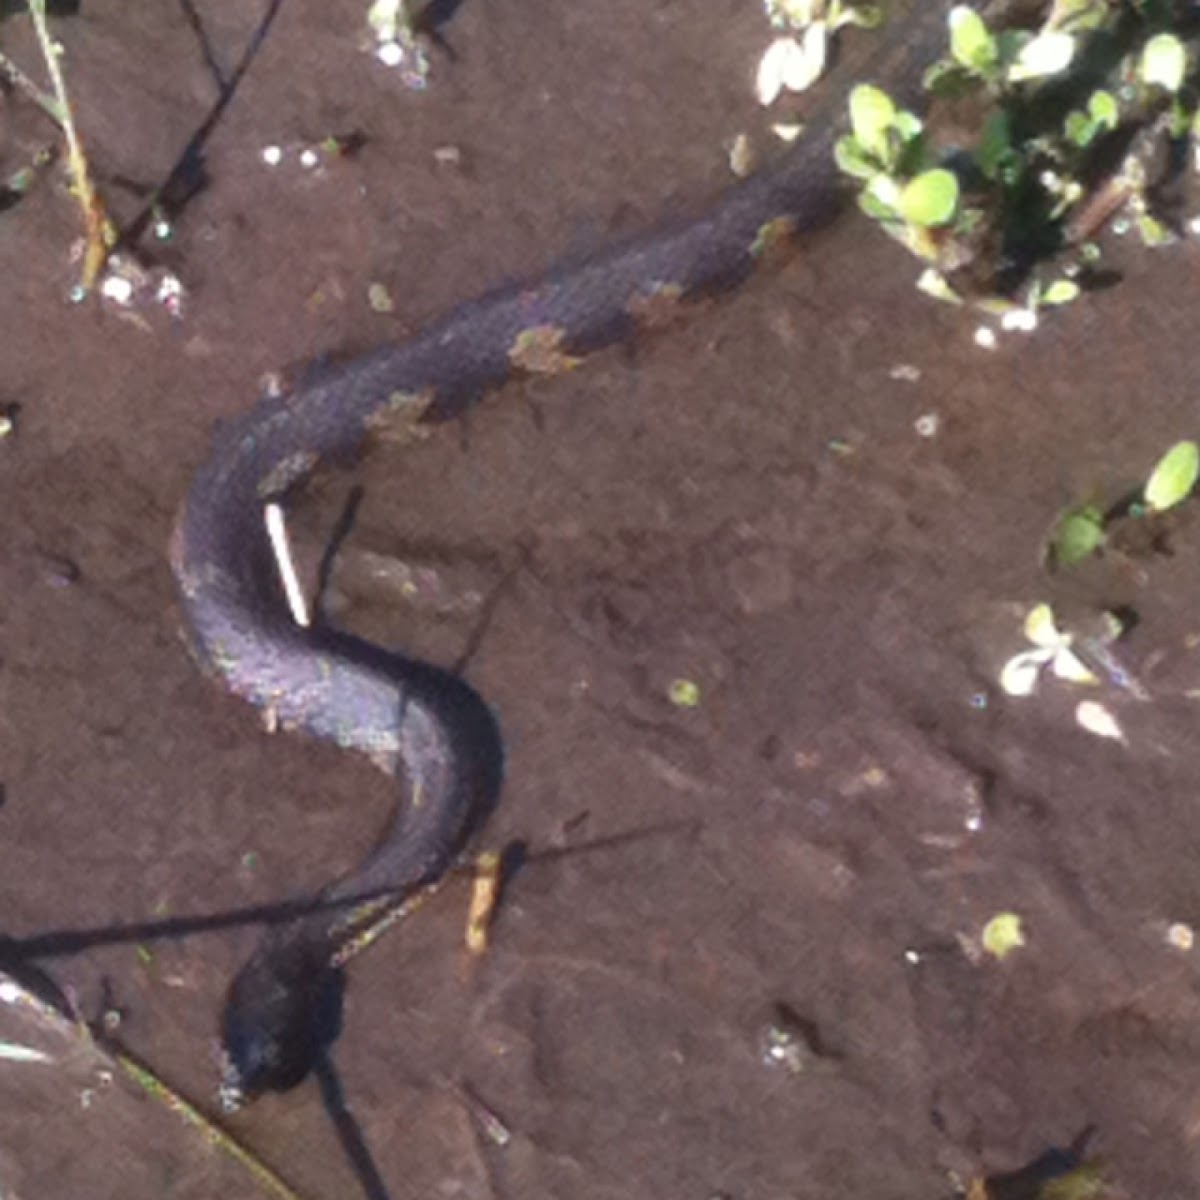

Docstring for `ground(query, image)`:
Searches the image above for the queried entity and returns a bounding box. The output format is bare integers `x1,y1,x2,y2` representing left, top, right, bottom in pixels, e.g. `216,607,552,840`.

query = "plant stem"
25,0,117,291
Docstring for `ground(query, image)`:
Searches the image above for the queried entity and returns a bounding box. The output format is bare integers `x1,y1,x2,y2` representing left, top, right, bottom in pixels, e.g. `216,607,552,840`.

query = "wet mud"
2,2,1200,1197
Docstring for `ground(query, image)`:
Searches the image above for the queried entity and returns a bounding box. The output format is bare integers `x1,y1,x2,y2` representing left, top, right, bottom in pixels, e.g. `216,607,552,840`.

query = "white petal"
1008,32,1075,82
1051,648,1098,684
756,38,798,106
1142,33,1186,93
1000,650,1052,696
1001,306,1039,332
1167,922,1194,951
782,23,828,93
1075,700,1125,742
866,172,901,210
0,1040,53,1064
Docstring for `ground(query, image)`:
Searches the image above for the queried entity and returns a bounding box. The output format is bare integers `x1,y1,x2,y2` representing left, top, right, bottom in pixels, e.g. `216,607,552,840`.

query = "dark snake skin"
169,0,969,1105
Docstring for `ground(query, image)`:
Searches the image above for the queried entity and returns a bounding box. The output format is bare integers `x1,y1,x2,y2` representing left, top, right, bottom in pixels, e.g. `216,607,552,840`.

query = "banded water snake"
169,0,971,1105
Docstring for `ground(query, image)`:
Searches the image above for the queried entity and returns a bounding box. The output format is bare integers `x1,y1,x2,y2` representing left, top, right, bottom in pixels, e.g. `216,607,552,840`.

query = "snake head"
219,936,343,1109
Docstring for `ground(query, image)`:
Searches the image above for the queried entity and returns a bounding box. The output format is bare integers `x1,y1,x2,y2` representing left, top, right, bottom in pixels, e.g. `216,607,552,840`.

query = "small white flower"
999,603,1098,697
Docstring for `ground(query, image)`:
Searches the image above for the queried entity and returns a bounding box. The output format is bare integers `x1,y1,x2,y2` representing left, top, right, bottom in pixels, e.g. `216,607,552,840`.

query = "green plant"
837,3,1200,312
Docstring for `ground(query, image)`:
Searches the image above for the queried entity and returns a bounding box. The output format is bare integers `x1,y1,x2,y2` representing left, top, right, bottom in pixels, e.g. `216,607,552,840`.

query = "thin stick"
264,502,312,627
2,971,307,1200
0,47,63,125
328,884,437,969
25,0,117,290
464,850,502,955
107,1039,312,1200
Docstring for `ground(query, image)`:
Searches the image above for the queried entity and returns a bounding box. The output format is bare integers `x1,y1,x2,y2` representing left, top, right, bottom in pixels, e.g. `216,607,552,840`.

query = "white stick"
264,502,311,628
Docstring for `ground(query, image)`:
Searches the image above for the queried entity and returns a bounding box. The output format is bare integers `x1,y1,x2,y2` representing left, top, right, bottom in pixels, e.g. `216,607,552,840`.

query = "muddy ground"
2,2,1200,1198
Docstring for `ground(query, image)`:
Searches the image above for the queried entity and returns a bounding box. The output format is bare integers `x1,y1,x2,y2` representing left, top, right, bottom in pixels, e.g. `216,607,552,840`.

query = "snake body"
169,0,962,1105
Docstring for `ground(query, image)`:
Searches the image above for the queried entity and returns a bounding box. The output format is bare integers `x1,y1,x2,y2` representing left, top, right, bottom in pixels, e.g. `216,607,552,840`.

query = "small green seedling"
1044,502,1105,570
837,82,966,262
842,3,1200,316
1143,440,1199,513
898,168,959,227
1063,90,1120,148
948,5,997,75
981,912,1025,959
1044,440,1199,571
669,678,701,707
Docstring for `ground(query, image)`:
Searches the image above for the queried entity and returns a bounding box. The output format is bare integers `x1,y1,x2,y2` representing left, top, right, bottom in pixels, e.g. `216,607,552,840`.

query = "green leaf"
1049,0,1114,33
830,2,884,31
1065,90,1118,148
1045,504,1105,569
981,912,1025,960
1008,31,1075,82
857,189,898,221
1024,603,1063,648
834,135,879,180
1087,89,1119,131
897,168,959,227
922,58,975,99
892,110,924,142
1141,33,1186,94
1038,1162,1112,1200
1040,279,1080,306
1144,440,1199,512
863,171,902,216
1137,213,1175,247
849,84,896,159
976,110,1014,179
1170,96,1192,139
948,5,997,74
915,268,961,303
1064,110,1096,148
668,678,701,707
